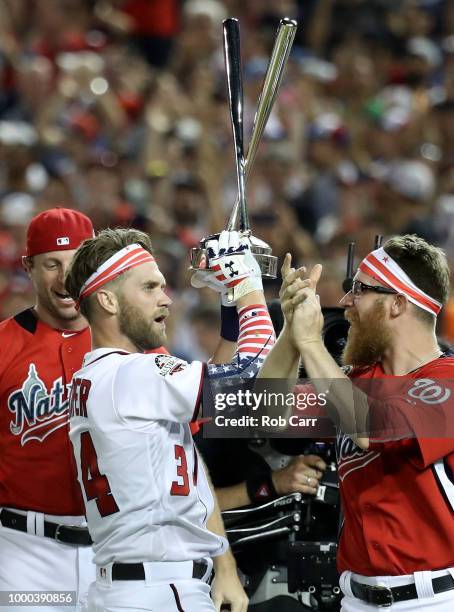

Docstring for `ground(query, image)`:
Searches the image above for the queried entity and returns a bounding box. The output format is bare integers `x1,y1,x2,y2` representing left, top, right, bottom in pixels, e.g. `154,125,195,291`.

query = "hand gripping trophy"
190,17,298,288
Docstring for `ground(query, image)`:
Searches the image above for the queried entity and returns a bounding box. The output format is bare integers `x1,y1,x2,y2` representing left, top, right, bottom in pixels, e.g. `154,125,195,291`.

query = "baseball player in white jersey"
65,227,277,611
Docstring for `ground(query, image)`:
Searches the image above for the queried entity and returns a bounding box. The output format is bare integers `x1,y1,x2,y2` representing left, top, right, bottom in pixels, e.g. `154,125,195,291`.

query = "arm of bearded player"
256,253,310,382
204,463,249,612
251,253,314,435
283,259,370,447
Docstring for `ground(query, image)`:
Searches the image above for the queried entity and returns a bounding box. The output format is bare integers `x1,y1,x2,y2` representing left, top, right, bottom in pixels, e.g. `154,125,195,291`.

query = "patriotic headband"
78,243,155,302
359,247,442,316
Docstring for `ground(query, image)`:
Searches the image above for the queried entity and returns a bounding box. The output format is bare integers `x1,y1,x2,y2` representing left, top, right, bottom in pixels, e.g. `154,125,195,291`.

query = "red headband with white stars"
359,247,442,316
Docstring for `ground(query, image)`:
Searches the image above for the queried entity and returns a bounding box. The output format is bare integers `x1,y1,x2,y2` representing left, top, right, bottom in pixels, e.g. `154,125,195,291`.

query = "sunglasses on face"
350,279,398,297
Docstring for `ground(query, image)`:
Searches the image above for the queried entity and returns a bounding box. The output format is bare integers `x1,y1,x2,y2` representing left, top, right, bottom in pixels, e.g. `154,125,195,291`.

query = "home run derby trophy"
190,17,297,281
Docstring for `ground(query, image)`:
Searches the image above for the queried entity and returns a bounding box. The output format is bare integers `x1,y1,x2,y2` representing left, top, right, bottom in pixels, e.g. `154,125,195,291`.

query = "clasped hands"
279,253,324,350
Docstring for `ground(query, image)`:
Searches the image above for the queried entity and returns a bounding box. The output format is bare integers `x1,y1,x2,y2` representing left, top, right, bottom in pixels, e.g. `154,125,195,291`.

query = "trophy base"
253,252,278,279
249,235,278,279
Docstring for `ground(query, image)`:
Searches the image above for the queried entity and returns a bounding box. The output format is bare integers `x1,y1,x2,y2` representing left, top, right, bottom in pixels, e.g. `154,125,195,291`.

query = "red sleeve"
412,439,454,468
366,370,454,467
369,422,454,469
189,422,200,435
412,360,454,466
0,318,25,383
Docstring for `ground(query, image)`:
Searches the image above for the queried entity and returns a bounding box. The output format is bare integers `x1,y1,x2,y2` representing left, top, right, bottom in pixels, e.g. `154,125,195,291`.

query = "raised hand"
279,253,310,324
191,230,263,305
290,260,324,348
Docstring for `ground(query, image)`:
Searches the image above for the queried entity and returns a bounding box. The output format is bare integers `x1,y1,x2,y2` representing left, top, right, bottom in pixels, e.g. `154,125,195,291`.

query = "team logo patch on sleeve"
155,355,187,377
407,378,451,404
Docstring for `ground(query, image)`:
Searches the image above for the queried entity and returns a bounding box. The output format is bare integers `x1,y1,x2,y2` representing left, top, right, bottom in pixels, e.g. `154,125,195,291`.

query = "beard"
342,299,392,367
118,295,165,351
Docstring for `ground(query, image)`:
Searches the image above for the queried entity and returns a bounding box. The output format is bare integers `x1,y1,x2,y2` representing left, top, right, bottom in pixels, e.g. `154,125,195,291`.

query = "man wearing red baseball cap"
0,207,96,611
23,207,95,328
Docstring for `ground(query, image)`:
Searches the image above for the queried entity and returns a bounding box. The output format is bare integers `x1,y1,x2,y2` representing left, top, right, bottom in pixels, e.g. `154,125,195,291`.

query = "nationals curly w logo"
407,378,451,404
8,364,70,445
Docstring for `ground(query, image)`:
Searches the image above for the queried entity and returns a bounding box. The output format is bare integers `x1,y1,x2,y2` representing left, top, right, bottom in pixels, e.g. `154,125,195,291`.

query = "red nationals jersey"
0,309,91,514
0,307,170,515
337,354,454,576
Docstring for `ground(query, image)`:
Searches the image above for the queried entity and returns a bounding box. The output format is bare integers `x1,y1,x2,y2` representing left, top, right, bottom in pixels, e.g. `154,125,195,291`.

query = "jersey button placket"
60,342,79,382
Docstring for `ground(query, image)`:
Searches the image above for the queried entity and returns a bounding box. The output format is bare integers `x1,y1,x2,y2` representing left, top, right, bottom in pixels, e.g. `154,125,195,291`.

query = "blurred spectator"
294,113,351,242
0,0,452,352
187,302,221,361
375,159,445,243
96,0,181,68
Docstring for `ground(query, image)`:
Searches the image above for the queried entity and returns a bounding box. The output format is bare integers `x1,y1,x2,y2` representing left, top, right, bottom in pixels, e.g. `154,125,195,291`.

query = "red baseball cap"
25,207,95,257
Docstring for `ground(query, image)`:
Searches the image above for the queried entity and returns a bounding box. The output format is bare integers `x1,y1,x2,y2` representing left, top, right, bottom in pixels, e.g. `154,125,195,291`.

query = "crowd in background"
0,0,453,358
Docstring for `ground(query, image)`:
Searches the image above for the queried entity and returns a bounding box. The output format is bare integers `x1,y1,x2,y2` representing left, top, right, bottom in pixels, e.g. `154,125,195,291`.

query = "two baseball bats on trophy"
190,17,298,280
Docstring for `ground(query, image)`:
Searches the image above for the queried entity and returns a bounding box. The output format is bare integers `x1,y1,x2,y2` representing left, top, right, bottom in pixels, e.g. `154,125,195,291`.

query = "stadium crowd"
0,0,453,355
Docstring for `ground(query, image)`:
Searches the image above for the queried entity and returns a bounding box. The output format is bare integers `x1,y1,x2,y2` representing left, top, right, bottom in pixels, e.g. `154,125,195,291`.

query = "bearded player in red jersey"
0,208,97,610
265,234,454,611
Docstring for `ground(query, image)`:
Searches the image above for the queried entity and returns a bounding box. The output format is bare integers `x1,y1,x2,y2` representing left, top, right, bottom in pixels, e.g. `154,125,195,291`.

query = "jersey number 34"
79,434,198,516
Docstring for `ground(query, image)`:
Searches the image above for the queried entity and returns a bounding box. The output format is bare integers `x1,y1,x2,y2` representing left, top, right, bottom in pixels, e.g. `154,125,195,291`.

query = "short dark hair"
65,228,154,319
383,234,450,325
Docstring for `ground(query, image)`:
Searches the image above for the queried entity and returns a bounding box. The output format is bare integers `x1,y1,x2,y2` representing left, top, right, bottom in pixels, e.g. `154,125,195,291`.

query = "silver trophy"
190,18,297,279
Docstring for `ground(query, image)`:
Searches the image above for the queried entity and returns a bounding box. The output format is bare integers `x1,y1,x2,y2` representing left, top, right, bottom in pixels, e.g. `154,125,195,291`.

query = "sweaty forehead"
127,261,164,284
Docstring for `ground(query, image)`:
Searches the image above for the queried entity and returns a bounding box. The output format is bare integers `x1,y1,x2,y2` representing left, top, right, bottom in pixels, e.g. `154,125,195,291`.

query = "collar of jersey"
83,348,131,367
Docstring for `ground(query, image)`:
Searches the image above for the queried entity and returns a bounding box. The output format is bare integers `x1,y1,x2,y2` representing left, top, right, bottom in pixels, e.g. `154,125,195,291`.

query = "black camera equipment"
342,234,383,294
221,448,341,611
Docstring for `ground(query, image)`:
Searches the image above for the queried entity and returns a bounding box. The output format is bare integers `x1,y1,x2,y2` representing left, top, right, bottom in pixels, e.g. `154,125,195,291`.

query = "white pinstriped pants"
87,580,215,612
0,517,95,612
87,559,215,611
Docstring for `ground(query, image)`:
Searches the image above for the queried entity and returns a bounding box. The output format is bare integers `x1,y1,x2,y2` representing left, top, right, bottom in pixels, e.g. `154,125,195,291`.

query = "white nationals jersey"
69,348,227,566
